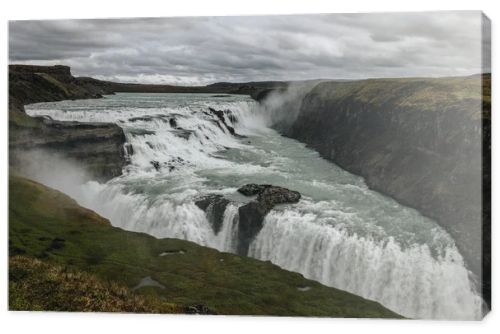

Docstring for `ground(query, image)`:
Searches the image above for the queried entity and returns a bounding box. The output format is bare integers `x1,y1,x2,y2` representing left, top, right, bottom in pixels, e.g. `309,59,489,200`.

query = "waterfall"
210,204,240,252
24,93,484,320
248,210,483,320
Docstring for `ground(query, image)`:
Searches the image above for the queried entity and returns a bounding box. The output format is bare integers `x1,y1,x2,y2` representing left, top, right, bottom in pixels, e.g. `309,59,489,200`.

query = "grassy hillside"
10,256,182,313
9,173,401,318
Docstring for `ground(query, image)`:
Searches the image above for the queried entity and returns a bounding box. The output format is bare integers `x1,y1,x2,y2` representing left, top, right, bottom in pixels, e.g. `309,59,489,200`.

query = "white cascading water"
25,93,483,320
249,210,480,319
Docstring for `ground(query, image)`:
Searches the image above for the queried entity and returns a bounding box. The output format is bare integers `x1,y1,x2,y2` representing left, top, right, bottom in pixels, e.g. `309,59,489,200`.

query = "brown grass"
9,256,183,313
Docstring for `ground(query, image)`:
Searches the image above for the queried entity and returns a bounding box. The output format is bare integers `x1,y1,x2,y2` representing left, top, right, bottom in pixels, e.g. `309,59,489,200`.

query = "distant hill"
9,64,289,111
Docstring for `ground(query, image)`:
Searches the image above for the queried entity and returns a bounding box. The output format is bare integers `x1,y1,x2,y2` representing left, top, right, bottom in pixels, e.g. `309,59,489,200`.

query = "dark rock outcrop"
9,65,114,112
195,195,230,234
9,65,127,181
124,143,134,156
208,107,238,136
128,116,154,122
150,161,161,171
128,129,156,136
237,184,271,196
9,115,127,181
185,304,216,315
210,94,231,98
237,184,301,255
169,118,178,128
171,128,194,140
273,75,490,299
257,186,301,209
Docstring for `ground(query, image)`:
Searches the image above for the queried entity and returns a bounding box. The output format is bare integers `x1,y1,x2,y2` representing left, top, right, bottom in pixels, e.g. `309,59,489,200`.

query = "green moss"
35,73,71,96
313,75,484,112
9,110,41,128
9,174,401,317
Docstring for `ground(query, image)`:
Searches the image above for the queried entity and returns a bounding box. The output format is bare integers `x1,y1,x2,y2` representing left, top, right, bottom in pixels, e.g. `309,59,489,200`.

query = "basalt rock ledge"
237,184,301,255
9,65,126,181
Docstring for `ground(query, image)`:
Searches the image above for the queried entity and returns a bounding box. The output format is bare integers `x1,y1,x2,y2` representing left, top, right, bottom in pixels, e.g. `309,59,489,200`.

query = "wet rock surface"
128,129,156,136
150,161,161,171
169,117,178,128
9,116,127,182
208,107,238,136
237,184,271,196
257,186,301,209
171,128,194,140
195,195,230,234
195,185,301,255
237,184,301,255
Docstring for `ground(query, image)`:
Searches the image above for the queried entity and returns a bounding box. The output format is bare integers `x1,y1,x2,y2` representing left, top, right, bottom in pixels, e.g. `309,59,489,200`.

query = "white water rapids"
25,93,483,319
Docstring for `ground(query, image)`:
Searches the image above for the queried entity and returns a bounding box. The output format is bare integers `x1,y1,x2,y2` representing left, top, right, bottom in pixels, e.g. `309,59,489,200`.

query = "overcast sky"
9,12,489,85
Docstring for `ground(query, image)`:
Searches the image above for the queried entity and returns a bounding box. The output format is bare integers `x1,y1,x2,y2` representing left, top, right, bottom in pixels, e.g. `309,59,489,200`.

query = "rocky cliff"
9,65,114,112
269,75,490,306
9,65,127,181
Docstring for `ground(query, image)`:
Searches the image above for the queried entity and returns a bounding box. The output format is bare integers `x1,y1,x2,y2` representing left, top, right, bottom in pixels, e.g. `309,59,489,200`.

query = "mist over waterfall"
25,92,483,320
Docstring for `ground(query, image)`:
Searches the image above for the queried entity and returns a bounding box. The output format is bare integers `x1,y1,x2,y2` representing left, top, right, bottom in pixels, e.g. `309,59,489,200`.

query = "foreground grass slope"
10,256,182,313
9,174,401,317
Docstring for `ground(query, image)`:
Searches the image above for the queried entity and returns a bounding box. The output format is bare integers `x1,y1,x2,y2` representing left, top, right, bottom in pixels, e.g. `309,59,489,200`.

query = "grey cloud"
370,33,403,42
9,11,489,85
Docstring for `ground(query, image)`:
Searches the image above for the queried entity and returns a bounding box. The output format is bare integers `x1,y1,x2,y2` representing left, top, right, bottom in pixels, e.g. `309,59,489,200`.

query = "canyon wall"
9,65,127,181
271,75,490,306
